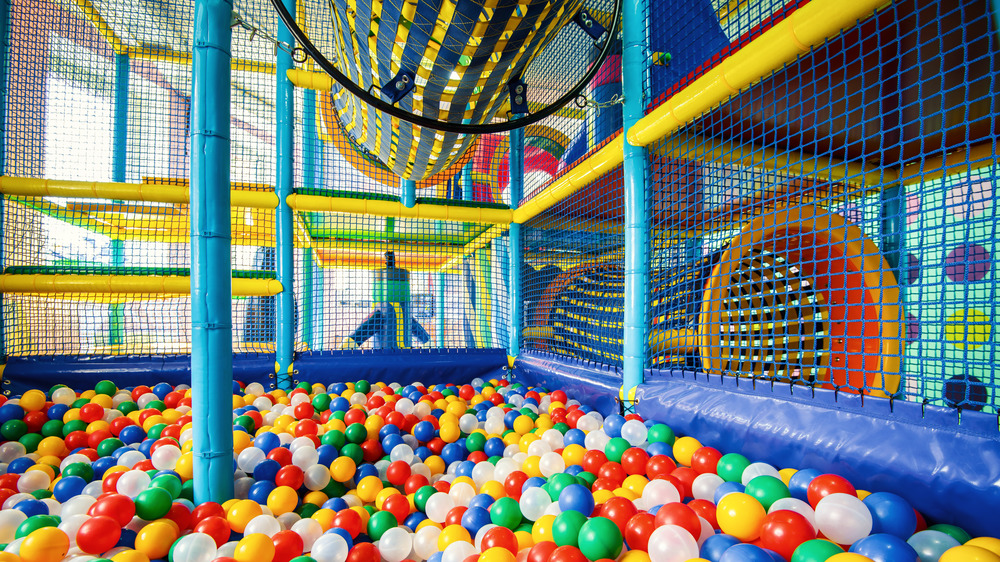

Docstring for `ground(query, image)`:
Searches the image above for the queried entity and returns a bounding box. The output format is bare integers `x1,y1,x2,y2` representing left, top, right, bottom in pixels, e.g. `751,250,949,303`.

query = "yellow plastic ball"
63,409,81,423
110,551,151,562
134,521,177,560
967,538,1000,557
446,401,467,418
480,547,517,562
311,508,337,531
90,394,114,409
111,550,149,562
425,455,446,475
613,488,638,501
438,524,472,550
778,468,797,485
452,476,476,489
518,433,540,451
514,530,534,552
35,437,66,459
235,533,276,562
531,514,556,544
622,474,648,496
25,464,54,482
267,486,299,515
374,488,399,510
672,436,703,467
620,551,652,562
939,546,1000,562
502,432,521,447
19,390,47,412
592,489,615,505
174,452,194,480
231,395,245,410
440,424,461,443
521,455,542,478
826,555,875,562
357,475,383,503
227,499,264,533
233,431,253,453
480,480,506,500
562,444,586,466
416,519,442,532
857,489,871,500
19,526,70,562
0,552,21,562
304,491,328,506
512,415,535,435
87,420,111,434
331,457,356,482
364,415,384,439
716,492,766,541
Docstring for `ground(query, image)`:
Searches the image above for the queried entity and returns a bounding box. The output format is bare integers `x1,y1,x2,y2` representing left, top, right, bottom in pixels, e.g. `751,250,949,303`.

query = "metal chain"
575,92,624,110
231,10,308,63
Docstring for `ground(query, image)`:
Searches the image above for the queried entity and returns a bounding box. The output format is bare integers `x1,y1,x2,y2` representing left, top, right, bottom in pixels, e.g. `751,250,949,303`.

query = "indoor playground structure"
0,0,996,560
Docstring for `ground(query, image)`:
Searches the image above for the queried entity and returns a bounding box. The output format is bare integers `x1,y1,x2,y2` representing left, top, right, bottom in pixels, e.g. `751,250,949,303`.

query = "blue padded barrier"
513,350,621,416
3,348,509,394
636,369,1000,538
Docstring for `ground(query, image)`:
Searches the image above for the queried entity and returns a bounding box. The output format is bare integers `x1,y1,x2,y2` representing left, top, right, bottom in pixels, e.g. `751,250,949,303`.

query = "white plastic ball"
244,514,281,537
741,462,781,485
413,526,442,560
0,509,26,542
17,470,50,493
647,524,699,562
168,532,218,562
425,492,455,524
620,419,649,446
292,447,319,470
151,444,182,470
518,486,552,521
691,473,724,502
768,497,817,532
442,540,477,562
116,470,151,498
378,527,413,562
291,518,323,551
814,493,873,545
310,533,350,562
539,452,566,477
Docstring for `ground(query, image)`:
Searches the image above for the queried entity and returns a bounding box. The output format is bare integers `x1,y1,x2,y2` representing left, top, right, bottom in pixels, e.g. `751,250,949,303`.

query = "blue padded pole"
436,271,445,347
190,0,234,504
508,121,524,363
462,163,474,201
302,248,314,349
275,0,296,390
621,0,650,403
109,53,129,347
401,179,416,208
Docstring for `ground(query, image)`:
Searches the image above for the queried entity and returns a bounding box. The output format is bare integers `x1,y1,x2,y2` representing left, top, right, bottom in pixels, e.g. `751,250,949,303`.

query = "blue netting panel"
644,0,1000,414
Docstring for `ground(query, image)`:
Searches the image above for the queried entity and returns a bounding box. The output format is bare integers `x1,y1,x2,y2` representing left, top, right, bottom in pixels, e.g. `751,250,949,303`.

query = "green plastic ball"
62,462,94,482
96,438,125,457
19,433,42,454
40,420,64,438
647,423,676,445
311,394,332,412
791,539,845,562
146,400,166,412
134,486,173,520
147,424,166,440
71,398,90,408
604,437,630,463
150,474,183,499
1,420,27,441
927,523,971,544
414,486,436,512
367,510,398,540
354,380,371,394
289,557,318,562
577,516,623,561
717,452,751,483
234,415,256,433
321,480,347,498
744,475,791,510
94,380,117,396
465,433,486,452
341,443,363,465
297,503,320,518
15,515,59,539
179,480,194,502
116,401,139,415
321,430,345,449
489,497,522,529
551,510,587,547
61,419,88,437
30,489,52,500
345,423,368,444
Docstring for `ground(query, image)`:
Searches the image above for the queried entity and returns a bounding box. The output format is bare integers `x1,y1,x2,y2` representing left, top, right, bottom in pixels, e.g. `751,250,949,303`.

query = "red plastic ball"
690,447,723,475
361,439,384,463
346,542,380,562
272,529,305,562
481,526,518,553
550,545,588,562
386,461,411,487
88,430,114,450
382,493,411,524
404,475,429,495
267,447,293,466
527,541,557,562
687,498,718,529
504,471,529,500
598,496,637,535
296,419,318,436
275,465,305,489
23,411,48,434
65,430,89,451
646,455,677,479
581,450,607,474
101,471,125,494
671,467,698,499
806,474,856,507
620,448,650,476
654,502,701,539
333,508,364,538
194,515,231,547
433,480,450,493
624,512,656,552
445,506,467,527
192,502,226,523
293,402,315,420
598,462,627,485
76,515,121,554
79,403,105,424
89,493,135,526
164,502,193,532
343,409,366,426
760,509,817,561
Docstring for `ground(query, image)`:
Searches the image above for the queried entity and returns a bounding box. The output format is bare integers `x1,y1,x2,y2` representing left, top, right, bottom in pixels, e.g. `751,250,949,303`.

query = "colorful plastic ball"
848,533,920,562
859,492,916,540
134,520,177,560
488,496,522,530
907,531,961,562
967,538,1000,557
19,526,70,562
90,493,136,526
718,543,779,562
647,524,699,562
927,524,972,545
480,546,517,562
716,492,766,542
792,539,846,562
716,453,751,483
194,516,231,548
367,510,397,541
170,531,218,562
76,514,122,554
814,493,872,546
939,545,1000,562
807,475,856,508
558,484,595,517
701,533,742,562
745,475,791,511
480,525,518,553
234,533,276,562
654,502,702,540
551,510,588,548
227,499,264,533
134,486,173,520
759,509,817,561
438,524,472,551
577,516,623,561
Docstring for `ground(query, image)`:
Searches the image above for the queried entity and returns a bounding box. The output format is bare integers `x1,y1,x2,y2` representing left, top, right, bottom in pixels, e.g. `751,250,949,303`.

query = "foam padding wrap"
513,350,621,416
635,370,1000,538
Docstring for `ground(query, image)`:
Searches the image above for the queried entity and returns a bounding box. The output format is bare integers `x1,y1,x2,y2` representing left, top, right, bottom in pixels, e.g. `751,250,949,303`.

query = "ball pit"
0,378,989,562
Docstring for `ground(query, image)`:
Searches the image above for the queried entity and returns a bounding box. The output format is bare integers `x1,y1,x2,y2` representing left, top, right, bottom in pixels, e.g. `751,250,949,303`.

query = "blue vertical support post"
301,90,319,351
109,53,129,347
508,120,524,366
190,0,234,504
881,183,905,395
462,163,474,201
621,0,650,406
275,0,296,390
401,179,416,208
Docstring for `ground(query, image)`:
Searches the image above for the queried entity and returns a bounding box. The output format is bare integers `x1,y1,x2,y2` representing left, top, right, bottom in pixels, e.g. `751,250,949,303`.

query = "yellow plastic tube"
0,177,278,209
628,0,887,147
0,275,283,296
439,224,509,272
287,194,513,224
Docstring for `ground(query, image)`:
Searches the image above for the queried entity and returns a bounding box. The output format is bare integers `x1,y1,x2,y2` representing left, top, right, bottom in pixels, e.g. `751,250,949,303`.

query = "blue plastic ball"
254,432,281,453
557,483,595,516
52,476,87,502
484,437,505,458
325,527,354,550
700,533,741,562
850,533,921,562
378,425,400,441
323,497,349,511
404,512,427,530
317,444,339,466
563,429,586,447
7,457,33,474
253,459,281,482
522,477,547,492
468,494,495,511
152,382,173,399
13,499,48,517
117,528,137,548
412,421,436,443
647,442,672,457
714,482,746,504
719,543,775,562
414,446,433,461
0,404,24,425
863,492,917,539
461,506,492,536
248,481,276,504
119,425,146,445
355,464,379,482
787,468,821,501
603,415,626,438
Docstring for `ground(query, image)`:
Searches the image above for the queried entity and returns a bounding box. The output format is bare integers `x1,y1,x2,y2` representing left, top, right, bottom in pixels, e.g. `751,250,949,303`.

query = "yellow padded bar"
287,194,513,224
0,177,279,209
0,275,283,296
